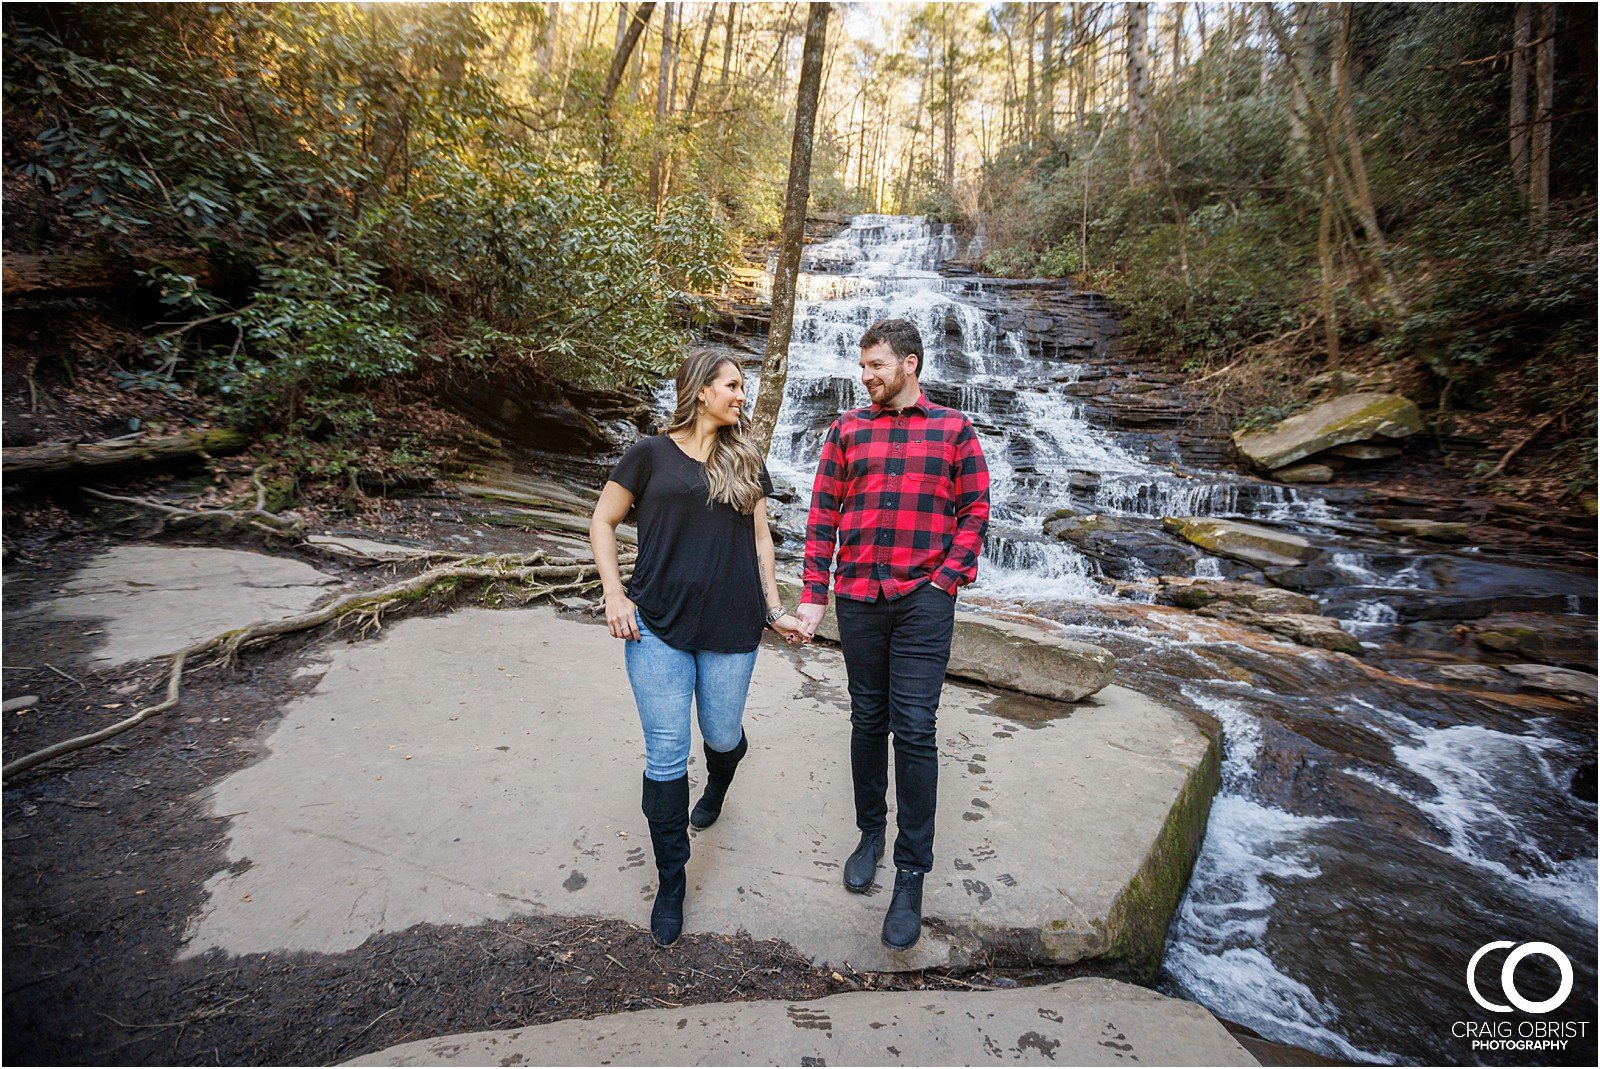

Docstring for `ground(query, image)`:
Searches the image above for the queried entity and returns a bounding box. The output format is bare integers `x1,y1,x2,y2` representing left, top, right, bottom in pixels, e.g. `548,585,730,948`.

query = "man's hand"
796,602,825,640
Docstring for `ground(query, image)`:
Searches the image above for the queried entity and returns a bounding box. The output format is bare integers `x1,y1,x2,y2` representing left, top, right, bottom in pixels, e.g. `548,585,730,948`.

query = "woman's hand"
605,591,641,641
771,612,808,645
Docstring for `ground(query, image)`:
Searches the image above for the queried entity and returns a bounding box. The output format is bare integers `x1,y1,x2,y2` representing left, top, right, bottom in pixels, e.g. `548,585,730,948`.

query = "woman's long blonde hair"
664,350,765,514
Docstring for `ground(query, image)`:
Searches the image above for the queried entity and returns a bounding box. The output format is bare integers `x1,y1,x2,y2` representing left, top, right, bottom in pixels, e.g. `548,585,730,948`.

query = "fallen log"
2,429,249,479
2,251,240,299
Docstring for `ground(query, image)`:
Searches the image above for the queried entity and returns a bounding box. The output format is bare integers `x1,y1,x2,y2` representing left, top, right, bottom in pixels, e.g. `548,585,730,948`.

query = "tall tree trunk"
1318,173,1341,372
1072,3,1087,142
1288,3,1313,163
650,2,676,215
601,3,656,170
1331,6,1393,271
1529,2,1555,227
719,1,736,91
1024,5,1037,147
683,3,716,121
752,2,830,454
942,10,956,195
1126,3,1151,185
1041,3,1057,140
1510,3,1533,187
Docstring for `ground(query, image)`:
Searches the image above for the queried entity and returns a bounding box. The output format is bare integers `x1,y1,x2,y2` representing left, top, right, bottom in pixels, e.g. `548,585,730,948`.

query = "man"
795,317,990,951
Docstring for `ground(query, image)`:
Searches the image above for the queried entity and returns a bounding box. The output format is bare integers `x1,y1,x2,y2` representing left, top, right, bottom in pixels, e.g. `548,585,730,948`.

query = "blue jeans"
625,612,758,782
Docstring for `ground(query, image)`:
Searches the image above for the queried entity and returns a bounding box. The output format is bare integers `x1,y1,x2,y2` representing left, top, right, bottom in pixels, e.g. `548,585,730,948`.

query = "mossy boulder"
1233,392,1423,472
1473,613,1598,669
1160,517,1311,569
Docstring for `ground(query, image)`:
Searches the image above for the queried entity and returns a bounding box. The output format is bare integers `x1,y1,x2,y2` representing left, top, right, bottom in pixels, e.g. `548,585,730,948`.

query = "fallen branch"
83,474,302,540
1,551,626,782
1485,413,1557,479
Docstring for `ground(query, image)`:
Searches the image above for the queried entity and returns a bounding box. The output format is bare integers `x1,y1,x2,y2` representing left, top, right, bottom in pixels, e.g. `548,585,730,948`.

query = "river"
741,214,1598,1065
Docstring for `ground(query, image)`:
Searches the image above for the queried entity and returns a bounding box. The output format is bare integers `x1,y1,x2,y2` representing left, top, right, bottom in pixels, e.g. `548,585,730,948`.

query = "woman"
589,349,804,947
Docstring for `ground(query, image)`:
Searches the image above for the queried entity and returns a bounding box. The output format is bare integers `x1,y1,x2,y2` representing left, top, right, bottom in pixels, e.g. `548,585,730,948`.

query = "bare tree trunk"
1530,2,1555,227
942,9,956,195
1331,4,1393,282
1024,4,1037,147
649,2,676,214
719,1,736,91
1510,3,1533,188
1257,2,1271,88
1288,3,1312,162
1072,3,1087,142
1318,173,1341,372
1041,3,1057,140
900,56,930,211
752,2,830,454
683,3,716,121
1126,3,1151,185
602,2,657,172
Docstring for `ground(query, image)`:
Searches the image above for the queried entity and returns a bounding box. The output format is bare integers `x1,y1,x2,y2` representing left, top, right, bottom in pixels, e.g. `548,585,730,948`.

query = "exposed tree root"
2,550,629,782
83,469,304,540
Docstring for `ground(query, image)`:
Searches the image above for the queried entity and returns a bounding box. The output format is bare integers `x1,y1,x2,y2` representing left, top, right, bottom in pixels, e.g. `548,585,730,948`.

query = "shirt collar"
867,390,931,419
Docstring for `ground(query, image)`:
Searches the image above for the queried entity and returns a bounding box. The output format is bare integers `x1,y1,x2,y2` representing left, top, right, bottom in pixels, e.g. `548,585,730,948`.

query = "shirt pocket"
904,438,954,483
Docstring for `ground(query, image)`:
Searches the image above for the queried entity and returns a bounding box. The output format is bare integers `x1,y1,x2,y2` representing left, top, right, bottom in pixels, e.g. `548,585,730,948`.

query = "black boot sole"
881,930,921,951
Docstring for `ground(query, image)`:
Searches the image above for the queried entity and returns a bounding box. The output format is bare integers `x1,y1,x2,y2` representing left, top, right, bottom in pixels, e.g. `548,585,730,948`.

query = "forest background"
3,1,1595,508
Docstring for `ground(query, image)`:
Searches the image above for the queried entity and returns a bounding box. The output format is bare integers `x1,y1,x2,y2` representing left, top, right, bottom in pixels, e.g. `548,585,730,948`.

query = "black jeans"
834,581,957,874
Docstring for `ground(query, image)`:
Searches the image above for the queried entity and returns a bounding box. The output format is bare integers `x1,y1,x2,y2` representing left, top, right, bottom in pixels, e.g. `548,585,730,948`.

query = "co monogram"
1468,941,1574,1014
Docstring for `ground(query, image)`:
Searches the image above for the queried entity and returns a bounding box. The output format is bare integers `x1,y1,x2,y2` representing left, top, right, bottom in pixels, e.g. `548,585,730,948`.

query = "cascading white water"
760,215,1339,601
749,215,1597,1065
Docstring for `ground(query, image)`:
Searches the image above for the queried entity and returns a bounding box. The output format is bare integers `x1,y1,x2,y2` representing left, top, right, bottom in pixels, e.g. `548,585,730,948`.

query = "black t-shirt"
609,435,774,653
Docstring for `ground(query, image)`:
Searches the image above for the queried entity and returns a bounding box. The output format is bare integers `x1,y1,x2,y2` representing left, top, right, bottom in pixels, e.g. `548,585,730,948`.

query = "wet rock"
1232,392,1423,472
1066,471,1102,492
1048,515,1200,579
1161,517,1311,569
1436,664,1511,687
1198,604,1361,654
1374,518,1473,542
1274,462,1335,484
1472,613,1598,669
1503,664,1598,699
1158,577,1320,615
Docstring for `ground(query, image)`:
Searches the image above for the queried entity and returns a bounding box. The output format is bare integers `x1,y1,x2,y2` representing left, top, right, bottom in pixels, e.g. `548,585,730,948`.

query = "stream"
737,215,1598,1065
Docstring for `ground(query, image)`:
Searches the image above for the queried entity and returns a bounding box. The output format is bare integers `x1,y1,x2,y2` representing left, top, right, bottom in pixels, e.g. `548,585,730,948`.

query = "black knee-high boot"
690,731,749,830
641,773,691,946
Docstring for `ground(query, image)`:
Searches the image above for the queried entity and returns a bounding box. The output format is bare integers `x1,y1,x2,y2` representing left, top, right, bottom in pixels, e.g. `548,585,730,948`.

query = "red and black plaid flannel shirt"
801,392,990,605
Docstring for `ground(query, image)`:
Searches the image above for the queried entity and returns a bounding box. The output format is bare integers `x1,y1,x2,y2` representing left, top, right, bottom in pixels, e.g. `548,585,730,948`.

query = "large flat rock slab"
184,603,1216,974
30,545,341,665
346,977,1258,1066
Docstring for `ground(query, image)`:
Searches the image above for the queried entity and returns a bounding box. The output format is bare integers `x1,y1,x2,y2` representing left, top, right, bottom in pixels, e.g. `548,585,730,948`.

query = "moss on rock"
1092,723,1224,982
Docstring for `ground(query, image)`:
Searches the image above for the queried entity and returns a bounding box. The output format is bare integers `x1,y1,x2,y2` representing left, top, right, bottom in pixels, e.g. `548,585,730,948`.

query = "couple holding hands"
588,319,991,952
